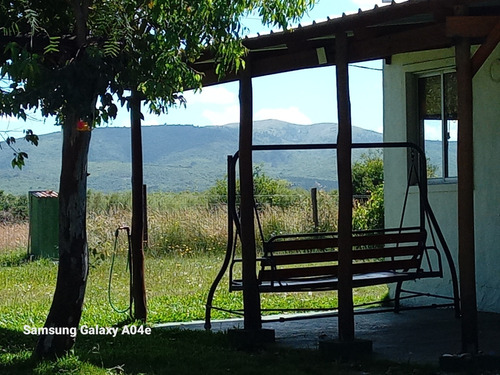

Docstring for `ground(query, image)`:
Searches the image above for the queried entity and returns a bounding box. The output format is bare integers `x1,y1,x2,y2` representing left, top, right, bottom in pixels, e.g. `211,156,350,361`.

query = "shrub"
352,151,384,196
353,184,384,230
207,164,303,209
351,152,385,230
0,191,28,223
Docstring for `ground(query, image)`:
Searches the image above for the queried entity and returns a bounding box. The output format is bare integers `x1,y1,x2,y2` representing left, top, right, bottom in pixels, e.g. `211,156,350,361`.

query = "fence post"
311,187,319,231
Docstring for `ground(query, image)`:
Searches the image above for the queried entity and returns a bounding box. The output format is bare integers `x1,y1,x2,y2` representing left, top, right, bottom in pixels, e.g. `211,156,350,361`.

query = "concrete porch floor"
159,308,500,367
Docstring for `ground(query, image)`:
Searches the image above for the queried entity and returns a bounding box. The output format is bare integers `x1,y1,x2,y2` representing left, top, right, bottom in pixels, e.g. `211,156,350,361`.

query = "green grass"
0,188,433,374
0,248,389,328
1,327,437,375
0,249,438,375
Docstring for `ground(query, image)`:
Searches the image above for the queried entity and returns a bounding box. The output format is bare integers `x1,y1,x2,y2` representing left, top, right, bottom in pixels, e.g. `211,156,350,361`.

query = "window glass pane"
419,75,442,120
448,119,458,142
423,119,442,141
447,120,457,177
424,119,443,178
417,72,457,180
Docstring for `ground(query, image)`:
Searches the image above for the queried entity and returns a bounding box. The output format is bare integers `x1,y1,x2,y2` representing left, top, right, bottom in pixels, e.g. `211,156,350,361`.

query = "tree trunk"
33,112,91,359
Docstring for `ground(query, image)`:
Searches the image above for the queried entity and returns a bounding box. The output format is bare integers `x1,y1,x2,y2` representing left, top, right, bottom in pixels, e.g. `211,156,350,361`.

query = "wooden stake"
311,187,319,231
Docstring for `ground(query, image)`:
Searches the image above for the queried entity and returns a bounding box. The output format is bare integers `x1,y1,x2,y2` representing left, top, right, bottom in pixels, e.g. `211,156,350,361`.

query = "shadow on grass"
0,327,39,374
75,327,341,375
1,325,437,375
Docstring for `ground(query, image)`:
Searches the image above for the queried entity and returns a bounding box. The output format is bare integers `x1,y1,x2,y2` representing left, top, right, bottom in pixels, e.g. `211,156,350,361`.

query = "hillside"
0,120,385,194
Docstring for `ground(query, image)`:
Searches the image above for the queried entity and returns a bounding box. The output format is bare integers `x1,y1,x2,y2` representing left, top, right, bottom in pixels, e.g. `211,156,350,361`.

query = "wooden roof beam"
471,19,500,75
447,16,500,38
447,15,500,76
250,46,334,77
349,23,452,63
241,0,492,51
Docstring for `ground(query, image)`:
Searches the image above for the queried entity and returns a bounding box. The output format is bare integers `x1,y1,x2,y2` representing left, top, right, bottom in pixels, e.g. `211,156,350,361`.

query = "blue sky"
0,0,391,136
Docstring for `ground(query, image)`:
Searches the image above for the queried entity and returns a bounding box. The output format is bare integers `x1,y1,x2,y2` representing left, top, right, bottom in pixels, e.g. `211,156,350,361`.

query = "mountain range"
0,120,385,195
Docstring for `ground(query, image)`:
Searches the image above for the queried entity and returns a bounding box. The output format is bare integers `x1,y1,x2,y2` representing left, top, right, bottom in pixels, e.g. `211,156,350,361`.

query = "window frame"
406,69,458,184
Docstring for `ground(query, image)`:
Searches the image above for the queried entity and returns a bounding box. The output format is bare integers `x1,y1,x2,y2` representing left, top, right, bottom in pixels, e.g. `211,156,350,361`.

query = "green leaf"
43,36,61,54
24,130,39,146
11,151,28,170
103,40,121,57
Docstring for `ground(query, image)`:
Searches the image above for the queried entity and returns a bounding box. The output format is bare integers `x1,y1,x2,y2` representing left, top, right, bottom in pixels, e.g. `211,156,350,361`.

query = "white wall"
383,46,500,312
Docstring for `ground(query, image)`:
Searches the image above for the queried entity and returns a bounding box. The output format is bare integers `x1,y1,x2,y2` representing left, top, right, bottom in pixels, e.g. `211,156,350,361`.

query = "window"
418,72,458,179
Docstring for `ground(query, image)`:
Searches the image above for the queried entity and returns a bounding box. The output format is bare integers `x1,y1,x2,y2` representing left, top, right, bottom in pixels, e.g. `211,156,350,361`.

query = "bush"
351,152,385,230
207,164,303,209
352,151,384,196
0,191,28,223
353,184,384,230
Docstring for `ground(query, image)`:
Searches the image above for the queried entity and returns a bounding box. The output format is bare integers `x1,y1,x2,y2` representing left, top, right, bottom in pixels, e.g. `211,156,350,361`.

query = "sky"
0,0,393,137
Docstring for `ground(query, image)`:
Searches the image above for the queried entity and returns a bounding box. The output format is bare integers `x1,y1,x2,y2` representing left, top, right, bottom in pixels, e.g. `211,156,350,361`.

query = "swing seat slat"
231,227,442,294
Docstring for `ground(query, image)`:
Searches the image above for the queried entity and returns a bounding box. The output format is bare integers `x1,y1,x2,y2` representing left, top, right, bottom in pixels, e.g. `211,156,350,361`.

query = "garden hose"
108,226,132,316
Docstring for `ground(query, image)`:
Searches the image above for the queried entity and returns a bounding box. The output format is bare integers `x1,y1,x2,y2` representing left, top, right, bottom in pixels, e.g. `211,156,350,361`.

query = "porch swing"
204,142,460,329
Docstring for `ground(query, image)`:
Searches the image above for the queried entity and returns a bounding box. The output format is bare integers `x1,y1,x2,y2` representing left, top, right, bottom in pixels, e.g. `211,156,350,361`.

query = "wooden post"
311,187,319,231
336,32,355,342
456,34,478,354
130,90,147,321
239,61,262,331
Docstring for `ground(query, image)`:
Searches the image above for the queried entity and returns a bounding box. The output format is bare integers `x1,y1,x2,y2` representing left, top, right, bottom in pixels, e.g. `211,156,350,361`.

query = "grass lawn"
2,327,438,375
0,248,440,374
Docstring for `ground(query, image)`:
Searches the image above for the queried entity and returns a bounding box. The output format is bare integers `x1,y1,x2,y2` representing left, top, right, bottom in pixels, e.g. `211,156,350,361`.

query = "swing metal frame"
204,142,460,329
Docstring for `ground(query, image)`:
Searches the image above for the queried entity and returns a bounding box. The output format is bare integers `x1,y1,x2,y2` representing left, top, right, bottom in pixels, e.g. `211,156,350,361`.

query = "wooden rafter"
349,23,451,63
472,19,500,75
195,0,500,87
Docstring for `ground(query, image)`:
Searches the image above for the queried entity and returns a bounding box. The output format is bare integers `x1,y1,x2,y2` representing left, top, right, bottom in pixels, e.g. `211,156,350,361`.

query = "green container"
29,190,59,259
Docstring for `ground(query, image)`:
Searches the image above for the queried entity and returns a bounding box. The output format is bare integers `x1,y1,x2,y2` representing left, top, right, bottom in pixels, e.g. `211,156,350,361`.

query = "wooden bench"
230,227,443,302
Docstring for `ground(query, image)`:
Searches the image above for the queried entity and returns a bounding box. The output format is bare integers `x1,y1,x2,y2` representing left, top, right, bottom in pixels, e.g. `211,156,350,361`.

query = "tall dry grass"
1,191,387,327
86,190,338,259
0,223,29,253
0,191,339,259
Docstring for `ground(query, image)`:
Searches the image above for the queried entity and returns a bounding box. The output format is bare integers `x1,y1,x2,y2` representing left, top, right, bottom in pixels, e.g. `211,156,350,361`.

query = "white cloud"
202,105,240,125
254,107,312,125
184,85,237,106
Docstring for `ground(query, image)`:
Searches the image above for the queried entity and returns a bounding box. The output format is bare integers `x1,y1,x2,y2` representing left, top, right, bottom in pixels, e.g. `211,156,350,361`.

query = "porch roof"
194,0,500,85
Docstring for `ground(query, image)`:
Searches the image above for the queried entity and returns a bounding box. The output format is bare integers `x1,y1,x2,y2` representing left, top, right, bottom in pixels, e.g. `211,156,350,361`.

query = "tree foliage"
209,164,299,208
0,190,28,222
1,0,316,129
0,128,39,168
352,152,385,230
0,0,316,359
352,151,384,196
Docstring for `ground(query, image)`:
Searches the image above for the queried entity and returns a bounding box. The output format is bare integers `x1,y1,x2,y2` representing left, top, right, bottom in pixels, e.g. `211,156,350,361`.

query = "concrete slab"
157,308,500,367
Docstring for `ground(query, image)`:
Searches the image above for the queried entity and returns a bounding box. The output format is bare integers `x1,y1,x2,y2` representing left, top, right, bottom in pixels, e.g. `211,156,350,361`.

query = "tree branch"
70,0,89,46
